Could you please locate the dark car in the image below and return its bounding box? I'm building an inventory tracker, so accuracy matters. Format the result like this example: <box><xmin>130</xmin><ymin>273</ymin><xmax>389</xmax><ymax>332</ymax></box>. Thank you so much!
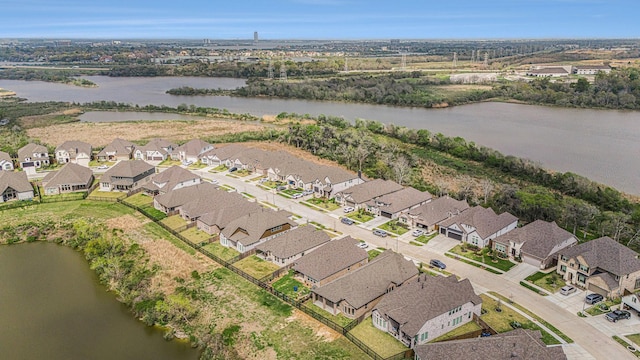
<box><xmin>341</xmin><ymin>217</ymin><xmax>354</xmax><ymax>225</ymax></box>
<box><xmin>585</xmin><ymin>293</ymin><xmax>604</xmax><ymax>305</ymax></box>
<box><xmin>429</xmin><ymin>259</ymin><xmax>446</xmax><ymax>270</ymax></box>
<box><xmin>228</xmin><ymin>167</ymin><xmax>238</xmax><ymax>172</ymax></box>
<box><xmin>605</xmin><ymin>310</ymin><xmax>631</xmax><ymax>322</ymax></box>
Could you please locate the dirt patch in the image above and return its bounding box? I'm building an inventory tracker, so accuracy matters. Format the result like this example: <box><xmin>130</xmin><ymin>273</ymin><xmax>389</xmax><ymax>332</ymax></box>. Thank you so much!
<box><xmin>62</xmin><ymin>108</ymin><xmax>84</xmax><ymax>115</ymax></box>
<box><xmin>105</xmin><ymin>214</ymin><xmax>149</xmax><ymax>230</ymax></box>
<box><xmin>26</xmin><ymin>119</ymin><xmax>268</xmax><ymax>147</ymax></box>
<box><xmin>287</xmin><ymin>309</ymin><xmax>341</xmax><ymax>341</ymax></box>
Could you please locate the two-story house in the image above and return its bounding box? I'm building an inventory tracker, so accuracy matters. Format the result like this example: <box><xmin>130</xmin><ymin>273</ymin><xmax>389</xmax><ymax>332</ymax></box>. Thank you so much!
<box><xmin>172</xmin><ymin>139</ymin><xmax>213</xmax><ymax>164</ymax></box>
<box><xmin>219</xmin><ymin>210</ymin><xmax>296</xmax><ymax>253</ymax></box>
<box><xmin>18</xmin><ymin>143</ymin><xmax>49</xmax><ymax>173</ymax></box>
<box><xmin>256</xmin><ymin>225</ymin><xmax>331</xmax><ymax>266</ymax></box>
<box><xmin>133</xmin><ymin>138</ymin><xmax>177</xmax><ymax>162</ymax></box>
<box><xmin>96</xmin><ymin>138</ymin><xmax>135</xmax><ymax>162</ymax></box>
<box><xmin>99</xmin><ymin>160</ymin><xmax>155</xmax><ymax>192</ymax></box>
<box><xmin>0</xmin><ymin>151</ymin><xmax>14</xmax><ymax>171</ymax></box>
<box><xmin>55</xmin><ymin>140</ymin><xmax>92</xmax><ymax>167</ymax></box>
<box><xmin>438</xmin><ymin>206</ymin><xmax>518</xmax><ymax>248</ymax></box>
<box><xmin>143</xmin><ymin>165</ymin><xmax>201</xmax><ymax>196</ymax></box>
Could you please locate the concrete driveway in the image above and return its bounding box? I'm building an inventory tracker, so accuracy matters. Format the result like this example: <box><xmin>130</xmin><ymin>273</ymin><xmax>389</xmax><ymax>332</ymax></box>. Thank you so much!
<box><xmin>547</xmin><ymin>288</ymin><xmax>587</xmax><ymax>314</ymax></box>
<box><xmin>502</xmin><ymin>262</ymin><xmax>538</xmax><ymax>282</ymax></box>
<box><xmin>423</xmin><ymin>234</ymin><xmax>458</xmax><ymax>254</ymax></box>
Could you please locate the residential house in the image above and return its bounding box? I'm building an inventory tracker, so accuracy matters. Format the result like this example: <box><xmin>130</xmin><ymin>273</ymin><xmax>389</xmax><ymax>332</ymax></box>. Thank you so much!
<box><xmin>333</xmin><ymin>179</ymin><xmax>404</xmax><ymax>209</ymax></box>
<box><xmin>311</xmin><ymin>250</ymin><xmax>418</xmax><ymax>319</ymax></box>
<box><xmin>133</xmin><ymin>138</ymin><xmax>177</xmax><ymax>162</ymax></box>
<box><xmin>526</xmin><ymin>67</ymin><xmax>570</xmax><ymax>77</ymax></box>
<box><xmin>55</xmin><ymin>140</ymin><xmax>92</xmax><ymax>167</ymax></box>
<box><xmin>219</xmin><ymin>210</ymin><xmax>296</xmax><ymax>253</ymax></box>
<box><xmin>199</xmin><ymin>143</ymin><xmax>249</xmax><ymax>167</ymax></box>
<box><xmin>179</xmin><ymin>189</ymin><xmax>250</xmax><ymax>222</ymax></box>
<box><xmin>154</xmin><ymin>182</ymin><xmax>219</xmax><ymax>214</ymax></box>
<box><xmin>293</xmin><ymin>236</ymin><xmax>368</xmax><ymax>288</ymax></box>
<box><xmin>573</xmin><ymin>64</ymin><xmax>611</xmax><ymax>75</ymax></box>
<box><xmin>0</xmin><ymin>171</ymin><xmax>33</xmax><ymax>203</ymax></box>
<box><xmin>622</xmin><ymin>292</ymin><xmax>640</xmax><ymax>314</ymax></box>
<box><xmin>365</xmin><ymin>187</ymin><xmax>432</xmax><ymax>219</ymax></box>
<box><xmin>96</xmin><ymin>138</ymin><xmax>135</xmax><ymax>162</ymax></box>
<box><xmin>372</xmin><ymin>275</ymin><xmax>482</xmax><ymax>348</ymax></box>
<box><xmin>172</xmin><ymin>139</ymin><xmax>213</xmax><ymax>163</ymax></box>
<box><xmin>41</xmin><ymin>163</ymin><xmax>94</xmax><ymax>195</ymax></box>
<box><xmin>0</xmin><ymin>151</ymin><xmax>13</xmax><ymax>171</ymax></box>
<box><xmin>99</xmin><ymin>160</ymin><xmax>155</xmax><ymax>192</ymax></box>
<box><xmin>18</xmin><ymin>143</ymin><xmax>50</xmax><ymax>173</ymax></box>
<box><xmin>256</xmin><ymin>226</ymin><xmax>331</xmax><ymax>266</ymax></box>
<box><xmin>143</xmin><ymin>165</ymin><xmax>201</xmax><ymax>196</ymax></box>
<box><xmin>493</xmin><ymin>220</ymin><xmax>577</xmax><ymax>269</ymax></box>
<box><xmin>196</xmin><ymin>198</ymin><xmax>263</xmax><ymax>235</ymax></box>
<box><xmin>439</xmin><ymin>206</ymin><xmax>518</xmax><ymax>248</ymax></box>
<box><xmin>398</xmin><ymin>196</ymin><xmax>469</xmax><ymax>232</ymax></box>
<box><xmin>556</xmin><ymin>236</ymin><xmax>640</xmax><ymax>298</ymax></box>
<box><xmin>413</xmin><ymin>329</ymin><xmax>566</xmax><ymax>360</ymax></box>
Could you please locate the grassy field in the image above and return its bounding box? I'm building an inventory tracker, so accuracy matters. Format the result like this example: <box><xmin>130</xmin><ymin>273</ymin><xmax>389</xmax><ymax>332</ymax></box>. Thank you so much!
<box><xmin>346</xmin><ymin>211</ymin><xmax>374</xmax><ymax>223</ymax></box>
<box><xmin>159</xmin><ymin>214</ymin><xmax>188</xmax><ymax>230</ymax></box>
<box><xmin>0</xmin><ymin>200</ymin><xmax>135</xmax><ymax>223</ymax></box>
<box><xmin>141</xmin><ymin>222</ymin><xmax>196</xmax><ymax>255</ymax></box>
<box><xmin>87</xmin><ymin>191</ymin><xmax>126</xmax><ymax>200</ymax></box>
<box><xmin>201</xmin><ymin>242</ymin><xmax>240</xmax><ymax>261</ymax></box>
<box><xmin>272</xmin><ymin>270</ymin><xmax>309</xmax><ymax>300</ymax></box>
<box><xmin>348</xmin><ymin>318</ymin><xmax>408</xmax><ymax>358</ymax></box>
<box><xmin>377</xmin><ymin>220</ymin><xmax>409</xmax><ymax>235</ymax></box>
<box><xmin>524</xmin><ymin>271</ymin><xmax>565</xmax><ymax>293</ymax></box>
<box><xmin>431</xmin><ymin>320</ymin><xmax>481</xmax><ymax>342</ymax></box>
<box><xmin>301</xmin><ymin>300</ymin><xmax>354</xmax><ymax>328</ymax></box>
<box><xmin>180</xmin><ymin>227</ymin><xmax>213</xmax><ymax>243</ymax></box>
<box><xmin>305</xmin><ymin>197</ymin><xmax>341</xmax><ymax>211</ymax></box>
<box><xmin>449</xmin><ymin>245</ymin><xmax>516</xmax><ymax>272</ymax></box>
<box><xmin>124</xmin><ymin>192</ymin><xmax>154</xmax><ymax>207</ymax></box>
<box><xmin>233</xmin><ymin>256</ymin><xmax>281</xmax><ymax>280</ymax></box>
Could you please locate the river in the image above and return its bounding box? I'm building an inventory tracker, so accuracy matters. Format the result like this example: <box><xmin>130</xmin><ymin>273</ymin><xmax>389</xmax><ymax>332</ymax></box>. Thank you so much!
<box><xmin>0</xmin><ymin>242</ymin><xmax>199</xmax><ymax>360</ymax></box>
<box><xmin>1</xmin><ymin>76</ymin><xmax>639</xmax><ymax>195</ymax></box>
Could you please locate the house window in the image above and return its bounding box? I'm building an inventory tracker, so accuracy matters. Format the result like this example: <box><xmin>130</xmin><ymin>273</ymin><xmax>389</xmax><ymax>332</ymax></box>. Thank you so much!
<box><xmin>561</xmin><ymin>255</ymin><xmax>568</xmax><ymax>262</ymax></box>
<box><xmin>635</xmin><ymin>278</ymin><xmax>640</xmax><ymax>290</ymax></box>
<box><xmin>578</xmin><ymin>264</ymin><xmax>589</xmax><ymax>272</ymax></box>
<box><xmin>577</xmin><ymin>274</ymin><xmax>587</xmax><ymax>284</ymax></box>
<box><xmin>560</xmin><ymin>265</ymin><xmax>567</xmax><ymax>273</ymax></box>
<box><xmin>420</xmin><ymin>332</ymin><xmax>428</xmax><ymax>341</ymax></box>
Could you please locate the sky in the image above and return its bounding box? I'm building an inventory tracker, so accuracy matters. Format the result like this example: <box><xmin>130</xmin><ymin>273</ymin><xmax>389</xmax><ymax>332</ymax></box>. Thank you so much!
<box><xmin>0</xmin><ymin>0</ymin><xmax>638</xmax><ymax>39</ymax></box>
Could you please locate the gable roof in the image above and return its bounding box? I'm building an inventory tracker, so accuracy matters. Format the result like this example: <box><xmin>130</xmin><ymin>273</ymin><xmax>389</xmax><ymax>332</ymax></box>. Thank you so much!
<box><xmin>200</xmin><ymin>143</ymin><xmax>249</xmax><ymax>161</ymax></box>
<box><xmin>368</xmin><ymin>187</ymin><xmax>432</xmax><ymax>214</ymax></box>
<box><xmin>180</xmin><ymin>189</ymin><xmax>250</xmax><ymax>220</ymax></box>
<box><xmin>0</xmin><ymin>151</ymin><xmax>11</xmax><ymax>163</ymax></box>
<box><xmin>221</xmin><ymin>209</ymin><xmax>296</xmax><ymax>247</ymax></box>
<box><xmin>56</xmin><ymin>140</ymin><xmax>92</xmax><ymax>157</ymax></box>
<box><xmin>293</xmin><ymin>236</ymin><xmax>368</xmax><ymax>282</ymax></box>
<box><xmin>97</xmin><ymin>138</ymin><xmax>135</xmax><ymax>157</ymax></box>
<box><xmin>198</xmin><ymin>199</ymin><xmax>264</xmax><ymax>229</ymax></box>
<box><xmin>414</xmin><ymin>329</ymin><xmax>566</xmax><ymax>360</ymax></box>
<box><xmin>256</xmin><ymin>226</ymin><xmax>331</xmax><ymax>259</ymax></box>
<box><xmin>176</xmin><ymin>139</ymin><xmax>212</xmax><ymax>157</ymax></box>
<box><xmin>375</xmin><ymin>275</ymin><xmax>481</xmax><ymax>337</ymax></box>
<box><xmin>337</xmin><ymin>179</ymin><xmax>404</xmax><ymax>204</ymax></box>
<box><xmin>558</xmin><ymin>236</ymin><xmax>640</xmax><ymax>276</ymax></box>
<box><xmin>313</xmin><ymin>250</ymin><xmax>418</xmax><ymax>309</ymax></box>
<box><xmin>42</xmin><ymin>163</ymin><xmax>93</xmax><ymax>188</ymax></box>
<box><xmin>151</xmin><ymin>165</ymin><xmax>200</xmax><ymax>192</ymax></box>
<box><xmin>0</xmin><ymin>171</ymin><xmax>32</xmax><ymax>193</ymax></box>
<box><xmin>494</xmin><ymin>220</ymin><xmax>576</xmax><ymax>260</ymax></box>
<box><xmin>137</xmin><ymin>138</ymin><xmax>176</xmax><ymax>156</ymax></box>
<box><xmin>439</xmin><ymin>206</ymin><xmax>518</xmax><ymax>239</ymax></box>
<box><xmin>155</xmin><ymin>182</ymin><xmax>219</xmax><ymax>209</ymax></box>
<box><xmin>102</xmin><ymin>160</ymin><xmax>154</xmax><ymax>181</ymax></box>
<box><xmin>406</xmin><ymin>195</ymin><xmax>469</xmax><ymax>226</ymax></box>
<box><xmin>18</xmin><ymin>143</ymin><xmax>48</xmax><ymax>160</ymax></box>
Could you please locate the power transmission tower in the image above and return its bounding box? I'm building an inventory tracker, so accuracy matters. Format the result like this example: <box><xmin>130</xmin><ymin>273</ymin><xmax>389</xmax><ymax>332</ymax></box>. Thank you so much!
<box><xmin>267</xmin><ymin>58</ymin><xmax>274</xmax><ymax>79</ymax></box>
<box><xmin>401</xmin><ymin>53</ymin><xmax>406</xmax><ymax>70</ymax></box>
<box><xmin>452</xmin><ymin>52</ymin><xmax>458</xmax><ymax>68</ymax></box>
<box><xmin>279</xmin><ymin>63</ymin><xmax>287</xmax><ymax>82</ymax></box>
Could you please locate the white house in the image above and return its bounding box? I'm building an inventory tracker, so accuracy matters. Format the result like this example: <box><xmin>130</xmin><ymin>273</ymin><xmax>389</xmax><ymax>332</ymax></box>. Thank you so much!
<box><xmin>0</xmin><ymin>151</ymin><xmax>13</xmax><ymax>171</ymax></box>
<box><xmin>438</xmin><ymin>206</ymin><xmax>518</xmax><ymax>248</ymax></box>
<box><xmin>18</xmin><ymin>143</ymin><xmax>49</xmax><ymax>174</ymax></box>
<box><xmin>55</xmin><ymin>140</ymin><xmax>92</xmax><ymax>167</ymax></box>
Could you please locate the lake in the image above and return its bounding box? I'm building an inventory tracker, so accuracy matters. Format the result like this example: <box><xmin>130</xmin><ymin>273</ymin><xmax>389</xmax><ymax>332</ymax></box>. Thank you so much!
<box><xmin>0</xmin><ymin>242</ymin><xmax>199</xmax><ymax>360</ymax></box>
<box><xmin>1</xmin><ymin>76</ymin><xmax>639</xmax><ymax>195</ymax></box>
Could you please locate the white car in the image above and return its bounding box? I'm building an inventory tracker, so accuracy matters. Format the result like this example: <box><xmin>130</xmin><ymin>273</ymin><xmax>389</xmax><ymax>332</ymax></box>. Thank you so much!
<box><xmin>97</xmin><ymin>165</ymin><xmax>108</xmax><ymax>170</ymax></box>
<box><xmin>560</xmin><ymin>285</ymin><xmax>576</xmax><ymax>296</ymax></box>
<box><xmin>343</xmin><ymin>206</ymin><xmax>355</xmax><ymax>213</ymax></box>
<box><xmin>357</xmin><ymin>242</ymin><xmax>369</xmax><ymax>249</ymax></box>
<box><xmin>412</xmin><ymin>229</ymin><xmax>424</xmax><ymax>237</ymax></box>
<box><xmin>211</xmin><ymin>179</ymin><xmax>219</xmax><ymax>184</ymax></box>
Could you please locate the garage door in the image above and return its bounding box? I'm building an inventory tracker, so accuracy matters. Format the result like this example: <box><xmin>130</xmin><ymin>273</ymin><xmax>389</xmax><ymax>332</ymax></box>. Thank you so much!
<box><xmin>588</xmin><ymin>283</ymin><xmax>608</xmax><ymax>297</ymax></box>
<box><xmin>522</xmin><ymin>254</ymin><xmax>541</xmax><ymax>268</ymax></box>
<box><xmin>447</xmin><ymin>230</ymin><xmax>462</xmax><ymax>241</ymax></box>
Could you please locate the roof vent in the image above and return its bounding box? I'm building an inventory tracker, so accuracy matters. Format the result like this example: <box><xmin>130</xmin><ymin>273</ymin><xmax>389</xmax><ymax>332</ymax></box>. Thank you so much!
<box><xmin>510</xmin><ymin>352</ymin><xmax>518</xmax><ymax>358</ymax></box>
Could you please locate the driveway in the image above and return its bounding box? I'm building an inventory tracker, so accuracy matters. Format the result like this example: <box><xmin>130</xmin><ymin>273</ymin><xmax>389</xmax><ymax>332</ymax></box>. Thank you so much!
<box><xmin>547</xmin><ymin>288</ymin><xmax>587</xmax><ymax>314</ymax></box>
<box><xmin>502</xmin><ymin>262</ymin><xmax>538</xmax><ymax>283</ymax></box>
<box><xmin>423</xmin><ymin>234</ymin><xmax>458</xmax><ymax>254</ymax></box>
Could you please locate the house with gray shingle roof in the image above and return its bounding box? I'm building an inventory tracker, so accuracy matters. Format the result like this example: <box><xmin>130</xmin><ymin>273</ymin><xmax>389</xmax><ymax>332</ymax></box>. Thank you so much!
<box><xmin>172</xmin><ymin>139</ymin><xmax>213</xmax><ymax>163</ymax></box>
<box><xmin>42</xmin><ymin>163</ymin><xmax>94</xmax><ymax>195</ymax></box>
<box><xmin>414</xmin><ymin>328</ymin><xmax>566</xmax><ymax>360</ymax></box>
<box><xmin>256</xmin><ymin>225</ymin><xmax>331</xmax><ymax>266</ymax></box>
<box><xmin>557</xmin><ymin>236</ymin><xmax>640</xmax><ymax>298</ymax></box>
<box><xmin>365</xmin><ymin>187</ymin><xmax>432</xmax><ymax>219</ymax></box>
<box><xmin>220</xmin><ymin>209</ymin><xmax>296</xmax><ymax>253</ymax></box>
<box><xmin>373</xmin><ymin>275</ymin><xmax>481</xmax><ymax>348</ymax></box>
<box><xmin>96</xmin><ymin>138</ymin><xmax>135</xmax><ymax>162</ymax></box>
<box><xmin>154</xmin><ymin>182</ymin><xmax>219</xmax><ymax>214</ymax></box>
<box><xmin>312</xmin><ymin>249</ymin><xmax>418</xmax><ymax>319</ymax></box>
<box><xmin>493</xmin><ymin>220</ymin><xmax>577</xmax><ymax>269</ymax></box>
<box><xmin>99</xmin><ymin>160</ymin><xmax>155</xmax><ymax>192</ymax></box>
<box><xmin>399</xmin><ymin>195</ymin><xmax>469</xmax><ymax>232</ymax></box>
<box><xmin>133</xmin><ymin>138</ymin><xmax>176</xmax><ymax>162</ymax></box>
<box><xmin>18</xmin><ymin>143</ymin><xmax>49</xmax><ymax>171</ymax></box>
<box><xmin>293</xmin><ymin>236</ymin><xmax>368</xmax><ymax>288</ymax></box>
<box><xmin>0</xmin><ymin>151</ymin><xmax>13</xmax><ymax>171</ymax></box>
<box><xmin>55</xmin><ymin>140</ymin><xmax>92</xmax><ymax>167</ymax></box>
<box><xmin>0</xmin><ymin>171</ymin><xmax>33</xmax><ymax>203</ymax></box>
<box><xmin>334</xmin><ymin>179</ymin><xmax>404</xmax><ymax>209</ymax></box>
<box><xmin>196</xmin><ymin>198</ymin><xmax>263</xmax><ymax>235</ymax></box>
<box><xmin>180</xmin><ymin>189</ymin><xmax>250</xmax><ymax>222</ymax></box>
<box><xmin>143</xmin><ymin>165</ymin><xmax>201</xmax><ymax>196</ymax></box>
<box><xmin>438</xmin><ymin>206</ymin><xmax>518</xmax><ymax>248</ymax></box>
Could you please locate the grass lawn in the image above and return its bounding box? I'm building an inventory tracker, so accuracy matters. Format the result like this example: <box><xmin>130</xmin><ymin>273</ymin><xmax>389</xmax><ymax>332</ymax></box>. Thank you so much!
<box><xmin>159</xmin><ymin>214</ymin><xmax>188</xmax><ymax>230</ymax></box>
<box><xmin>241</xmin><ymin>192</ymin><xmax>255</xmax><ymax>199</ymax></box>
<box><xmin>445</xmin><ymin>253</ymin><xmax>503</xmax><ymax>274</ymax></box>
<box><xmin>87</xmin><ymin>191</ymin><xmax>126</xmax><ymax>200</ymax></box>
<box><xmin>88</xmin><ymin>160</ymin><xmax>115</xmax><ymax>167</ymax></box>
<box><xmin>158</xmin><ymin>159</ymin><xmax>182</xmax><ymax>167</ymax></box>
<box><xmin>0</xmin><ymin>200</ymin><xmax>134</xmax><ymax>224</ymax></box>
<box><xmin>141</xmin><ymin>222</ymin><xmax>195</xmax><ymax>255</ymax></box>
<box><xmin>233</xmin><ymin>255</ymin><xmax>281</xmax><ymax>280</ymax></box>
<box><xmin>209</xmin><ymin>164</ymin><xmax>227</xmax><ymax>172</ymax></box>
<box><xmin>262</xmin><ymin>180</ymin><xmax>284</xmax><ymax>189</ymax></box>
<box><xmin>138</xmin><ymin>205</ymin><xmax>166</xmax><ymax>221</ymax></box>
<box><xmin>449</xmin><ymin>245</ymin><xmax>516</xmax><ymax>272</ymax></box>
<box><xmin>305</xmin><ymin>197</ymin><xmax>341</xmax><ymax>211</ymax></box>
<box><xmin>346</xmin><ymin>211</ymin><xmax>375</xmax><ymax>223</ymax></box>
<box><xmin>524</xmin><ymin>271</ymin><xmax>565</xmax><ymax>293</ymax></box>
<box><xmin>431</xmin><ymin>320</ymin><xmax>481</xmax><ymax>342</ymax></box>
<box><xmin>348</xmin><ymin>318</ymin><xmax>408</xmax><ymax>358</ymax></box>
<box><xmin>414</xmin><ymin>232</ymin><xmax>438</xmax><ymax>245</ymax></box>
<box><xmin>123</xmin><ymin>192</ymin><xmax>153</xmax><ymax>207</ymax></box>
<box><xmin>201</xmin><ymin>242</ymin><xmax>239</xmax><ymax>262</ymax></box>
<box><xmin>586</xmin><ymin>299</ymin><xmax>620</xmax><ymax>316</ymax></box>
<box><xmin>220</xmin><ymin>184</ymin><xmax>236</xmax><ymax>192</ymax></box>
<box><xmin>368</xmin><ymin>249</ymin><xmax>382</xmax><ymax>261</ymax></box>
<box><xmin>613</xmin><ymin>336</ymin><xmax>640</xmax><ymax>357</ymax></box>
<box><xmin>377</xmin><ymin>220</ymin><xmax>409</xmax><ymax>235</ymax></box>
<box><xmin>272</xmin><ymin>271</ymin><xmax>310</xmax><ymax>300</ymax></box>
<box><xmin>626</xmin><ymin>334</ymin><xmax>640</xmax><ymax>348</ymax></box>
<box><xmin>39</xmin><ymin>189</ymin><xmax>85</xmax><ymax>201</ymax></box>
<box><xmin>301</xmin><ymin>300</ymin><xmax>354</xmax><ymax>328</ymax></box>
<box><xmin>180</xmin><ymin>227</ymin><xmax>213</xmax><ymax>243</ymax></box>
<box><xmin>187</xmin><ymin>162</ymin><xmax>207</xmax><ymax>170</ymax></box>
<box><xmin>249</xmin><ymin>175</ymin><xmax>266</xmax><ymax>182</ymax></box>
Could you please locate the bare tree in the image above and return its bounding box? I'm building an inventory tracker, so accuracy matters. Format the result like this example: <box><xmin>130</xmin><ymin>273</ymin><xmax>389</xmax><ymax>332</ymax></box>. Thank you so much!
<box><xmin>458</xmin><ymin>175</ymin><xmax>475</xmax><ymax>201</ymax></box>
<box><xmin>392</xmin><ymin>155</ymin><xmax>412</xmax><ymax>186</ymax></box>
<box><xmin>480</xmin><ymin>178</ymin><xmax>494</xmax><ymax>204</ymax></box>
<box><xmin>354</xmin><ymin>142</ymin><xmax>370</xmax><ymax>173</ymax></box>
<box><xmin>435</xmin><ymin>179</ymin><xmax>450</xmax><ymax>197</ymax></box>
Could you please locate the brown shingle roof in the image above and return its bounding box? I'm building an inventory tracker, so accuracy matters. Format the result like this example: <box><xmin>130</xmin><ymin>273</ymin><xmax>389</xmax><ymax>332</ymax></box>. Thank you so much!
<box><xmin>198</xmin><ymin>200</ymin><xmax>264</xmax><ymax>229</ymax></box>
<box><xmin>97</xmin><ymin>138</ymin><xmax>135</xmax><ymax>158</ymax></box>
<box><xmin>154</xmin><ymin>182</ymin><xmax>219</xmax><ymax>209</ymax></box>
<box><xmin>18</xmin><ymin>143</ymin><xmax>48</xmax><ymax>161</ymax></box>
<box><xmin>42</xmin><ymin>163</ymin><xmax>93</xmax><ymax>188</ymax></box>
<box><xmin>414</xmin><ymin>329</ymin><xmax>566</xmax><ymax>360</ymax></box>
<box><xmin>313</xmin><ymin>250</ymin><xmax>418</xmax><ymax>309</ymax></box>
<box><xmin>0</xmin><ymin>171</ymin><xmax>32</xmax><ymax>193</ymax></box>
<box><xmin>558</xmin><ymin>236</ymin><xmax>640</xmax><ymax>276</ymax></box>
<box><xmin>367</xmin><ymin>187</ymin><xmax>432</xmax><ymax>215</ymax></box>
<box><xmin>293</xmin><ymin>236</ymin><xmax>368</xmax><ymax>282</ymax></box>
<box><xmin>221</xmin><ymin>209</ymin><xmax>296</xmax><ymax>247</ymax></box>
<box><xmin>0</xmin><ymin>151</ymin><xmax>11</xmax><ymax>163</ymax></box>
<box><xmin>439</xmin><ymin>206</ymin><xmax>518</xmax><ymax>239</ymax></box>
<box><xmin>494</xmin><ymin>220</ymin><xmax>576</xmax><ymax>260</ymax></box>
<box><xmin>151</xmin><ymin>165</ymin><xmax>200</xmax><ymax>192</ymax></box>
<box><xmin>176</xmin><ymin>139</ymin><xmax>212</xmax><ymax>157</ymax></box>
<box><xmin>375</xmin><ymin>275</ymin><xmax>481</xmax><ymax>337</ymax></box>
<box><xmin>102</xmin><ymin>160</ymin><xmax>154</xmax><ymax>180</ymax></box>
<box><xmin>56</xmin><ymin>140</ymin><xmax>92</xmax><ymax>158</ymax></box>
<box><xmin>406</xmin><ymin>195</ymin><xmax>469</xmax><ymax>226</ymax></box>
<box><xmin>256</xmin><ymin>226</ymin><xmax>331</xmax><ymax>259</ymax></box>
<box><xmin>337</xmin><ymin>179</ymin><xmax>404</xmax><ymax>204</ymax></box>
<box><xmin>180</xmin><ymin>189</ymin><xmax>250</xmax><ymax>220</ymax></box>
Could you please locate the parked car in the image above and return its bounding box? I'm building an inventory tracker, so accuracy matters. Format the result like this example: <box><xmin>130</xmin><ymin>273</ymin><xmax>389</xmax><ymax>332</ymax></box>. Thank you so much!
<box><xmin>411</xmin><ymin>229</ymin><xmax>424</xmax><ymax>237</ymax></box>
<box><xmin>228</xmin><ymin>167</ymin><xmax>238</xmax><ymax>172</ymax></box>
<box><xmin>605</xmin><ymin>310</ymin><xmax>631</xmax><ymax>322</ymax></box>
<box><xmin>341</xmin><ymin>217</ymin><xmax>354</xmax><ymax>225</ymax></box>
<box><xmin>357</xmin><ymin>242</ymin><xmax>369</xmax><ymax>249</ymax></box>
<box><xmin>560</xmin><ymin>285</ymin><xmax>576</xmax><ymax>296</ymax></box>
<box><xmin>182</xmin><ymin>160</ymin><xmax>193</xmax><ymax>166</ymax></box>
<box><xmin>210</xmin><ymin>179</ymin><xmax>219</xmax><ymax>184</ymax></box>
<box><xmin>97</xmin><ymin>165</ymin><xmax>108</xmax><ymax>170</ymax></box>
<box><xmin>276</xmin><ymin>186</ymin><xmax>287</xmax><ymax>191</ymax></box>
<box><xmin>429</xmin><ymin>259</ymin><xmax>447</xmax><ymax>270</ymax></box>
<box><xmin>585</xmin><ymin>293</ymin><xmax>604</xmax><ymax>305</ymax></box>
<box><xmin>343</xmin><ymin>206</ymin><xmax>355</xmax><ymax>213</ymax></box>
<box><xmin>373</xmin><ymin>229</ymin><xmax>388</xmax><ymax>237</ymax></box>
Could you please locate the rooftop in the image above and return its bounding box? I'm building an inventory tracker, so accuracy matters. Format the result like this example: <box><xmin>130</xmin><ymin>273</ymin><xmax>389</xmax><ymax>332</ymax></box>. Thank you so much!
<box><xmin>293</xmin><ymin>236</ymin><xmax>368</xmax><ymax>282</ymax></box>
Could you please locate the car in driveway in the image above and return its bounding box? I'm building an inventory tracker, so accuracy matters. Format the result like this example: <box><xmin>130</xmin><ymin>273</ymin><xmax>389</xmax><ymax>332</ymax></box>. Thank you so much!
<box><xmin>560</xmin><ymin>285</ymin><xmax>576</xmax><ymax>296</ymax></box>
<box><xmin>429</xmin><ymin>259</ymin><xmax>446</xmax><ymax>270</ymax></box>
<box><xmin>357</xmin><ymin>242</ymin><xmax>369</xmax><ymax>249</ymax></box>
<box><xmin>97</xmin><ymin>165</ymin><xmax>108</xmax><ymax>170</ymax></box>
<box><xmin>605</xmin><ymin>310</ymin><xmax>631</xmax><ymax>322</ymax></box>
<box><xmin>343</xmin><ymin>206</ymin><xmax>355</xmax><ymax>213</ymax></box>
<box><xmin>585</xmin><ymin>293</ymin><xmax>604</xmax><ymax>305</ymax></box>
<box><xmin>341</xmin><ymin>217</ymin><xmax>354</xmax><ymax>225</ymax></box>
<box><xmin>373</xmin><ymin>229</ymin><xmax>387</xmax><ymax>237</ymax></box>
<box><xmin>411</xmin><ymin>229</ymin><xmax>424</xmax><ymax>237</ymax></box>
<box><xmin>228</xmin><ymin>167</ymin><xmax>238</xmax><ymax>172</ymax></box>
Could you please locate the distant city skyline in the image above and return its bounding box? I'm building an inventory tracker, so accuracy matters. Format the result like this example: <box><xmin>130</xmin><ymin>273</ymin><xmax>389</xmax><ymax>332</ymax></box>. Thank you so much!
<box><xmin>1</xmin><ymin>0</ymin><xmax>637</xmax><ymax>39</ymax></box>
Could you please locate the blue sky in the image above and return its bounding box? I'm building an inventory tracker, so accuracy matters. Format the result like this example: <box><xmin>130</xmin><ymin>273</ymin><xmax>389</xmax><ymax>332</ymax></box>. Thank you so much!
<box><xmin>0</xmin><ymin>0</ymin><xmax>637</xmax><ymax>39</ymax></box>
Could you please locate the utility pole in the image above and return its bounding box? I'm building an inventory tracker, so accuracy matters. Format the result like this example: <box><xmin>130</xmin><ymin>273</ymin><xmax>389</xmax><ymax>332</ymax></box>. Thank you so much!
<box><xmin>452</xmin><ymin>52</ymin><xmax>458</xmax><ymax>69</ymax></box>
<box><xmin>267</xmin><ymin>58</ymin><xmax>274</xmax><ymax>79</ymax></box>
<box><xmin>279</xmin><ymin>63</ymin><xmax>287</xmax><ymax>82</ymax></box>
<box><xmin>344</xmin><ymin>56</ymin><xmax>348</xmax><ymax>72</ymax></box>
<box><xmin>401</xmin><ymin>53</ymin><xmax>407</xmax><ymax>71</ymax></box>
